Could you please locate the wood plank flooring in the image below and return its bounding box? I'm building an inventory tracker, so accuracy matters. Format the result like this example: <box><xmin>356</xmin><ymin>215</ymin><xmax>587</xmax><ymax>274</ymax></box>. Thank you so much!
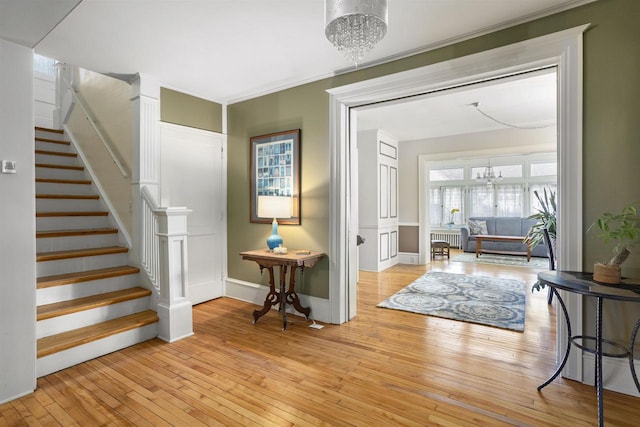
<box><xmin>3</xmin><ymin>252</ymin><xmax>640</xmax><ymax>426</ymax></box>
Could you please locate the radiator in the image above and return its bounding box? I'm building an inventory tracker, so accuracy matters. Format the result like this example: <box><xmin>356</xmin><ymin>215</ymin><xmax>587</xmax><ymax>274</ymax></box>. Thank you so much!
<box><xmin>430</xmin><ymin>231</ymin><xmax>461</xmax><ymax>249</ymax></box>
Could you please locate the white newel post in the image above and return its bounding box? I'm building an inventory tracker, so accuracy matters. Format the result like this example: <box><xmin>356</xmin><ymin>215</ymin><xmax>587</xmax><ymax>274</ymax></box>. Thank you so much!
<box><xmin>156</xmin><ymin>207</ymin><xmax>194</xmax><ymax>342</ymax></box>
<box><xmin>131</xmin><ymin>74</ymin><xmax>194</xmax><ymax>341</ymax></box>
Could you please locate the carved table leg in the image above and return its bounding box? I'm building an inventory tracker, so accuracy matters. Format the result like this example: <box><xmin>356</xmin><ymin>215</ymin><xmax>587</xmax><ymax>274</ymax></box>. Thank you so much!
<box><xmin>252</xmin><ymin>266</ymin><xmax>280</xmax><ymax>324</ymax></box>
<box><xmin>280</xmin><ymin>265</ymin><xmax>288</xmax><ymax>331</ymax></box>
<box><xmin>285</xmin><ymin>266</ymin><xmax>311</xmax><ymax>319</ymax></box>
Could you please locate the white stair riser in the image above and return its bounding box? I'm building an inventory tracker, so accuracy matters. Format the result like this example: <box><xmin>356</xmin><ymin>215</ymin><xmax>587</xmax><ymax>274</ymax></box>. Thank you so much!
<box><xmin>37</xmin><ymin>233</ymin><xmax>121</xmax><ymax>252</ymax></box>
<box><xmin>37</xmin><ymin>273</ymin><xmax>141</xmax><ymax>305</ymax></box>
<box><xmin>35</xmin><ymin>142</ymin><xmax>71</xmax><ymax>153</ymax></box>
<box><xmin>37</xmin><ymin>216</ymin><xmax>111</xmax><ymax>231</ymax></box>
<box><xmin>37</xmin><ymin>252</ymin><xmax>129</xmax><ymax>277</ymax></box>
<box><xmin>37</xmin><ymin>296</ymin><xmax>151</xmax><ymax>339</ymax></box>
<box><xmin>36</xmin><ymin>182</ymin><xmax>94</xmax><ymax>195</ymax></box>
<box><xmin>36</xmin><ymin>130</ymin><xmax>66</xmax><ymax>141</ymax></box>
<box><xmin>36</xmin><ymin>167</ymin><xmax>86</xmax><ymax>180</ymax></box>
<box><xmin>35</xmin><ymin>153</ymin><xmax>78</xmax><ymax>167</ymax></box>
<box><xmin>37</xmin><ymin>323</ymin><xmax>158</xmax><ymax>377</ymax></box>
<box><xmin>36</xmin><ymin>198</ymin><xmax>102</xmax><ymax>212</ymax></box>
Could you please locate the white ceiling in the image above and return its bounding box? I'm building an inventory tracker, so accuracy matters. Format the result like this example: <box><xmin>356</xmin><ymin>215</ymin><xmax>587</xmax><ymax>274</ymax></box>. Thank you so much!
<box><xmin>1</xmin><ymin>0</ymin><xmax>594</xmax><ymax>105</ymax></box>
<box><xmin>357</xmin><ymin>68</ymin><xmax>558</xmax><ymax>141</ymax></box>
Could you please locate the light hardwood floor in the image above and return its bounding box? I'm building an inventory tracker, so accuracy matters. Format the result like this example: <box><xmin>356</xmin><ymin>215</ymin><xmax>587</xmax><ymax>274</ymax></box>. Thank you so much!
<box><xmin>3</xmin><ymin>251</ymin><xmax>640</xmax><ymax>426</ymax></box>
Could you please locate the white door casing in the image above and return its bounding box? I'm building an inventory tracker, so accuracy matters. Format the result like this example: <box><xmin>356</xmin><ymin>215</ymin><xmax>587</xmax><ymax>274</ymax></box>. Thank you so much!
<box><xmin>328</xmin><ymin>25</ymin><xmax>587</xmax><ymax>381</ymax></box>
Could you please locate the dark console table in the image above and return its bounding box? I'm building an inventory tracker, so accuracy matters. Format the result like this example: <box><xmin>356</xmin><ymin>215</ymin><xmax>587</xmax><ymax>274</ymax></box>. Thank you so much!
<box><xmin>240</xmin><ymin>249</ymin><xmax>325</xmax><ymax>331</ymax></box>
<box><xmin>537</xmin><ymin>270</ymin><xmax>640</xmax><ymax>427</ymax></box>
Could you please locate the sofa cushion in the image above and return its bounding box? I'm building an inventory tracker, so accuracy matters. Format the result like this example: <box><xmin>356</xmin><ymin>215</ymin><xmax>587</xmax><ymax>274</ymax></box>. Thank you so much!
<box><xmin>495</xmin><ymin>217</ymin><xmax>523</xmax><ymax>236</ymax></box>
<box><xmin>468</xmin><ymin>219</ymin><xmax>488</xmax><ymax>235</ymax></box>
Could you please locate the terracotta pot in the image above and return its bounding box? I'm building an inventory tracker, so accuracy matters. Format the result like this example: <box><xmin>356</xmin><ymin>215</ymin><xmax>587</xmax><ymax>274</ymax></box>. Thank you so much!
<box><xmin>593</xmin><ymin>263</ymin><xmax>621</xmax><ymax>284</ymax></box>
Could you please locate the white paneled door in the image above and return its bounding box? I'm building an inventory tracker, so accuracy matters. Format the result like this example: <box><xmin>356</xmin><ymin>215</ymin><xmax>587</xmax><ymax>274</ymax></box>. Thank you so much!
<box><xmin>160</xmin><ymin>123</ymin><xmax>226</xmax><ymax>305</ymax></box>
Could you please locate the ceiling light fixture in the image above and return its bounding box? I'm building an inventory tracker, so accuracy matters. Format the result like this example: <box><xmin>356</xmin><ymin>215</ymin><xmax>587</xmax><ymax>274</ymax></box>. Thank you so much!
<box><xmin>325</xmin><ymin>0</ymin><xmax>388</xmax><ymax>65</ymax></box>
<box><xmin>476</xmin><ymin>160</ymin><xmax>503</xmax><ymax>186</ymax></box>
<box><xmin>471</xmin><ymin>101</ymin><xmax>552</xmax><ymax>130</ymax></box>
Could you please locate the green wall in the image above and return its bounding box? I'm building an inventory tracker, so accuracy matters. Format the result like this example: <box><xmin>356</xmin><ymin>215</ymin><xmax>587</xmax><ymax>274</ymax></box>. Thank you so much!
<box><xmin>160</xmin><ymin>87</ymin><xmax>223</xmax><ymax>133</ymax></box>
<box><xmin>228</xmin><ymin>0</ymin><xmax>640</xmax><ymax>309</ymax></box>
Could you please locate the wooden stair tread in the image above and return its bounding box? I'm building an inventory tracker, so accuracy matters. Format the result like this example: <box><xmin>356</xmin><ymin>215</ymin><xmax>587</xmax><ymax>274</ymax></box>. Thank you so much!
<box><xmin>37</xmin><ymin>310</ymin><xmax>158</xmax><ymax>358</ymax></box>
<box><xmin>37</xmin><ymin>211</ymin><xmax>109</xmax><ymax>217</ymax></box>
<box><xmin>37</xmin><ymin>246</ymin><xmax>128</xmax><ymax>262</ymax></box>
<box><xmin>36</xmin><ymin>228</ymin><xmax>118</xmax><ymax>239</ymax></box>
<box><xmin>35</xmin><ymin>137</ymin><xmax>70</xmax><ymax>145</ymax></box>
<box><xmin>37</xmin><ymin>287</ymin><xmax>152</xmax><ymax>321</ymax></box>
<box><xmin>36</xmin><ymin>194</ymin><xmax>99</xmax><ymax>199</ymax></box>
<box><xmin>35</xmin><ymin>127</ymin><xmax>64</xmax><ymax>134</ymax></box>
<box><xmin>36</xmin><ymin>178</ymin><xmax>91</xmax><ymax>185</ymax></box>
<box><xmin>37</xmin><ymin>265</ymin><xmax>140</xmax><ymax>289</ymax></box>
<box><xmin>35</xmin><ymin>149</ymin><xmax>77</xmax><ymax>158</ymax></box>
<box><xmin>36</xmin><ymin>163</ymin><xmax>84</xmax><ymax>171</ymax></box>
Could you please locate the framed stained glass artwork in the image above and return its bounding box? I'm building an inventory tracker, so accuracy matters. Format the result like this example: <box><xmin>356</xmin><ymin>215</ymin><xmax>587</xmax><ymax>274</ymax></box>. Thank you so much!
<box><xmin>250</xmin><ymin>129</ymin><xmax>300</xmax><ymax>224</ymax></box>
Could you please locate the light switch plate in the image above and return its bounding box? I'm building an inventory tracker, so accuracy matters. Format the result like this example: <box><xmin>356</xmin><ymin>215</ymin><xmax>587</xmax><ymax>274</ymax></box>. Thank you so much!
<box><xmin>1</xmin><ymin>160</ymin><xmax>16</xmax><ymax>174</ymax></box>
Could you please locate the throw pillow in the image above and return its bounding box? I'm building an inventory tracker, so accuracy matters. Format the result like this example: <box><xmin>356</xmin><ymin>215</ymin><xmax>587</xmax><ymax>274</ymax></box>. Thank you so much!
<box><xmin>468</xmin><ymin>220</ymin><xmax>488</xmax><ymax>235</ymax></box>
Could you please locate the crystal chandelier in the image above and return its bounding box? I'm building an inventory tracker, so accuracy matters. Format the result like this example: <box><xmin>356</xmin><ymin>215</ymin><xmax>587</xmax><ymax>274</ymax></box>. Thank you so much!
<box><xmin>325</xmin><ymin>0</ymin><xmax>388</xmax><ymax>65</ymax></box>
<box><xmin>476</xmin><ymin>162</ymin><xmax>503</xmax><ymax>186</ymax></box>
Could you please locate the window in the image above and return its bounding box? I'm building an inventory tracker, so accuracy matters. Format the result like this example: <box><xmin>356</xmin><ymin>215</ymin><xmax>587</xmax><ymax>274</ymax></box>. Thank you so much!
<box><xmin>34</xmin><ymin>54</ymin><xmax>56</xmax><ymax>78</ymax></box>
<box><xmin>429</xmin><ymin>187</ymin><xmax>443</xmax><ymax>225</ymax></box>
<box><xmin>430</xmin><ymin>186</ymin><xmax>464</xmax><ymax>226</ymax></box>
<box><xmin>469</xmin><ymin>186</ymin><xmax>493</xmax><ymax>217</ymax></box>
<box><xmin>531</xmin><ymin>162</ymin><xmax>557</xmax><ymax>177</ymax></box>
<box><xmin>530</xmin><ymin>184</ymin><xmax>557</xmax><ymax>213</ymax></box>
<box><xmin>495</xmin><ymin>185</ymin><xmax>524</xmax><ymax>217</ymax></box>
<box><xmin>428</xmin><ymin>154</ymin><xmax>556</xmax><ymax>227</ymax></box>
<box><xmin>429</xmin><ymin>168</ymin><xmax>464</xmax><ymax>181</ymax></box>
<box><xmin>442</xmin><ymin>187</ymin><xmax>464</xmax><ymax>224</ymax></box>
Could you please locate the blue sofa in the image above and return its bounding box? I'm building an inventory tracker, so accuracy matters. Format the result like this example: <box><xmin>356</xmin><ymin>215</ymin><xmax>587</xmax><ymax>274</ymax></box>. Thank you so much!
<box><xmin>460</xmin><ymin>216</ymin><xmax>548</xmax><ymax>258</ymax></box>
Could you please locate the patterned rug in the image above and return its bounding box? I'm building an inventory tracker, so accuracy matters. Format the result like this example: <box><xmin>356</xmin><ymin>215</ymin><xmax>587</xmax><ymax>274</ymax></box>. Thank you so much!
<box><xmin>377</xmin><ymin>271</ymin><xmax>526</xmax><ymax>332</ymax></box>
<box><xmin>453</xmin><ymin>252</ymin><xmax>549</xmax><ymax>269</ymax></box>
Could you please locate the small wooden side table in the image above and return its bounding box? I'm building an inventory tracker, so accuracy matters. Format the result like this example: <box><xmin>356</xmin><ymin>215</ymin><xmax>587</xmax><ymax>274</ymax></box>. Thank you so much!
<box><xmin>431</xmin><ymin>240</ymin><xmax>450</xmax><ymax>259</ymax></box>
<box><xmin>239</xmin><ymin>249</ymin><xmax>325</xmax><ymax>331</ymax></box>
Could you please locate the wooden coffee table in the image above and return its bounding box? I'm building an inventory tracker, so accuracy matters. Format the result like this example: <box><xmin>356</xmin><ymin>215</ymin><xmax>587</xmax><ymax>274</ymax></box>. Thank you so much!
<box><xmin>475</xmin><ymin>234</ymin><xmax>531</xmax><ymax>262</ymax></box>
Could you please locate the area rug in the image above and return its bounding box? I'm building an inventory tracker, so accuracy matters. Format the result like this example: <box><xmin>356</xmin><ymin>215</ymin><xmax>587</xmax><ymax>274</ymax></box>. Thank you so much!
<box><xmin>377</xmin><ymin>271</ymin><xmax>526</xmax><ymax>332</ymax></box>
<box><xmin>453</xmin><ymin>251</ymin><xmax>549</xmax><ymax>269</ymax></box>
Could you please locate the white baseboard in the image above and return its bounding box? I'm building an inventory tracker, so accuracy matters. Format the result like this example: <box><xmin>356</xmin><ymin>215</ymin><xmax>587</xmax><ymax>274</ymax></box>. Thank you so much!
<box><xmin>398</xmin><ymin>252</ymin><xmax>420</xmax><ymax>264</ymax></box>
<box><xmin>225</xmin><ymin>278</ymin><xmax>331</xmax><ymax>324</ymax></box>
<box><xmin>581</xmin><ymin>353</ymin><xmax>640</xmax><ymax>397</ymax></box>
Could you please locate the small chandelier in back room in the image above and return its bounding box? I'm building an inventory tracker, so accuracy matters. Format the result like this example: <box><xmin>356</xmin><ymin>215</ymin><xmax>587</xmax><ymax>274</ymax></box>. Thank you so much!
<box><xmin>476</xmin><ymin>161</ymin><xmax>503</xmax><ymax>186</ymax></box>
<box><xmin>324</xmin><ymin>0</ymin><xmax>388</xmax><ymax>65</ymax></box>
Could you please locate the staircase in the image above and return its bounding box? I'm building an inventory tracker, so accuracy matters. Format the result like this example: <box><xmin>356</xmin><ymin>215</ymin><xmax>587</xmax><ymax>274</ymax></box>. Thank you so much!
<box><xmin>35</xmin><ymin>127</ymin><xmax>158</xmax><ymax>377</ymax></box>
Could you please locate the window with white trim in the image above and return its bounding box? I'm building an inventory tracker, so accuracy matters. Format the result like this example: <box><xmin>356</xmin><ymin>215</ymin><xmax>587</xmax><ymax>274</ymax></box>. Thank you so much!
<box><xmin>428</xmin><ymin>153</ymin><xmax>556</xmax><ymax>227</ymax></box>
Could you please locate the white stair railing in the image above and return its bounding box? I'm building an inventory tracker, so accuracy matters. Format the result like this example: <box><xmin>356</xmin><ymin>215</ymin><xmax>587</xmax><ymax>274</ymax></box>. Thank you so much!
<box><xmin>141</xmin><ymin>186</ymin><xmax>161</xmax><ymax>291</ymax></box>
<box><xmin>140</xmin><ymin>186</ymin><xmax>193</xmax><ymax>342</ymax></box>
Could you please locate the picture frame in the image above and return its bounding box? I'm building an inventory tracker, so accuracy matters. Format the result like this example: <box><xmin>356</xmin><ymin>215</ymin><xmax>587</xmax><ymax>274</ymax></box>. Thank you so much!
<box><xmin>250</xmin><ymin>129</ymin><xmax>301</xmax><ymax>224</ymax></box>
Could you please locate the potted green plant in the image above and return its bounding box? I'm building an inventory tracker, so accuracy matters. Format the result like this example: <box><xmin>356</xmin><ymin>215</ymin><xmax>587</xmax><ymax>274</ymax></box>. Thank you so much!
<box><xmin>589</xmin><ymin>202</ymin><xmax>640</xmax><ymax>284</ymax></box>
<box><xmin>524</xmin><ymin>189</ymin><xmax>557</xmax><ymax>249</ymax></box>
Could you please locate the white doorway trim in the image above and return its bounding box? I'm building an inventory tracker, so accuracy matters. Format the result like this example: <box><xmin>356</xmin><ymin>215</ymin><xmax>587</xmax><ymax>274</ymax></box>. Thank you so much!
<box><xmin>328</xmin><ymin>24</ymin><xmax>588</xmax><ymax>381</ymax></box>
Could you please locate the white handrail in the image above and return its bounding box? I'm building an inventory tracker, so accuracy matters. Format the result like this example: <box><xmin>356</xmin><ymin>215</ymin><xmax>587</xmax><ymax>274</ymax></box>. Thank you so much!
<box><xmin>141</xmin><ymin>186</ymin><xmax>160</xmax><ymax>292</ymax></box>
<box><xmin>60</xmin><ymin>76</ymin><xmax>130</xmax><ymax>177</ymax></box>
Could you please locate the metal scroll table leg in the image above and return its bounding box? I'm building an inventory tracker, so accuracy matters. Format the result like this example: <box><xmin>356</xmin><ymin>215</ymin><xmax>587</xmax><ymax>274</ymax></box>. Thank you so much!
<box><xmin>629</xmin><ymin>317</ymin><xmax>640</xmax><ymax>393</ymax></box>
<box><xmin>596</xmin><ymin>297</ymin><xmax>604</xmax><ymax>427</ymax></box>
<box><xmin>538</xmin><ymin>287</ymin><xmax>573</xmax><ymax>391</ymax></box>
